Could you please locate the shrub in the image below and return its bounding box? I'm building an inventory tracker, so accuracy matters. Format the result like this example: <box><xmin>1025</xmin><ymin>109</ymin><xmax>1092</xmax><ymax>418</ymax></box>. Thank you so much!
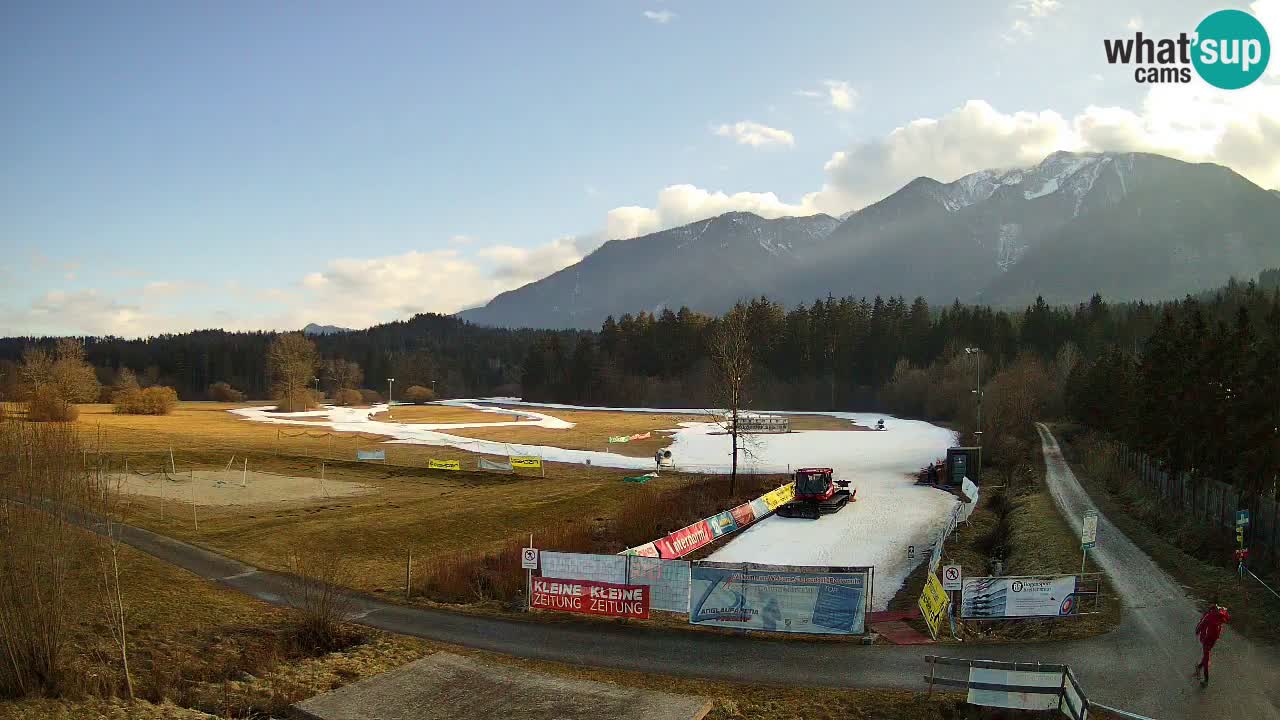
<box><xmin>359</xmin><ymin>389</ymin><xmax>382</xmax><ymax>404</ymax></box>
<box><xmin>284</xmin><ymin>553</ymin><xmax>359</xmax><ymax>653</ymax></box>
<box><xmin>26</xmin><ymin>386</ymin><xmax>78</xmax><ymax>422</ymax></box>
<box><xmin>207</xmin><ymin>381</ymin><xmax>245</xmax><ymax>402</ymax></box>
<box><xmin>272</xmin><ymin>389</ymin><xmax>320</xmax><ymax>412</ymax></box>
<box><xmin>335</xmin><ymin>388</ymin><xmax>363</xmax><ymax>406</ymax></box>
<box><xmin>113</xmin><ymin>386</ymin><xmax>179</xmax><ymax>415</ymax></box>
<box><xmin>401</xmin><ymin>385</ymin><xmax>435</xmax><ymax>404</ymax></box>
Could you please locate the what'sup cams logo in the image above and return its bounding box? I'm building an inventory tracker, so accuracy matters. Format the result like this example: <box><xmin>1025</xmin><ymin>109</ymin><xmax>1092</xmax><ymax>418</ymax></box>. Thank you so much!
<box><xmin>1104</xmin><ymin>9</ymin><xmax>1270</xmax><ymax>88</ymax></box>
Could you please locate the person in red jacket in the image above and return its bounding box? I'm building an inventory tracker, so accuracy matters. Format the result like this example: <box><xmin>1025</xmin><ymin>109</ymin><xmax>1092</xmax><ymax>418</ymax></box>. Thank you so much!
<box><xmin>1193</xmin><ymin>603</ymin><xmax>1230</xmax><ymax>686</ymax></box>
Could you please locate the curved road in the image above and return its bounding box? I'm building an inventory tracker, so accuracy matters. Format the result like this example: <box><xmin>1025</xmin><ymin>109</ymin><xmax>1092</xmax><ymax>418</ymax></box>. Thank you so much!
<box><xmin>107</xmin><ymin>426</ymin><xmax>1277</xmax><ymax>719</ymax></box>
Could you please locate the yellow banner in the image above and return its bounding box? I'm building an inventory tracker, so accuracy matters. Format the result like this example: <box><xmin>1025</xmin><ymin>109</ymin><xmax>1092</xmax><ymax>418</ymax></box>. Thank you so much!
<box><xmin>509</xmin><ymin>456</ymin><xmax>542</xmax><ymax>469</ymax></box>
<box><xmin>428</xmin><ymin>459</ymin><xmax>461</xmax><ymax>471</ymax></box>
<box><xmin>917</xmin><ymin>572</ymin><xmax>950</xmax><ymax>639</ymax></box>
<box><xmin>761</xmin><ymin>482</ymin><xmax>796</xmax><ymax>511</ymax></box>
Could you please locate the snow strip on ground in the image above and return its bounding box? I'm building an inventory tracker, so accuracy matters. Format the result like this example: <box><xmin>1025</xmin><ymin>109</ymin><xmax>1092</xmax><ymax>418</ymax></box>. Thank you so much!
<box><xmin>232</xmin><ymin>398</ymin><xmax>958</xmax><ymax>607</ymax></box>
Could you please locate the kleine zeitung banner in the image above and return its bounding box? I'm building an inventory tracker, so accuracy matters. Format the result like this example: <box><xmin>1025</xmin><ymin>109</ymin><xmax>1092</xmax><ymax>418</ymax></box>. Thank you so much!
<box><xmin>530</xmin><ymin>577</ymin><xmax>649</xmax><ymax>619</ymax></box>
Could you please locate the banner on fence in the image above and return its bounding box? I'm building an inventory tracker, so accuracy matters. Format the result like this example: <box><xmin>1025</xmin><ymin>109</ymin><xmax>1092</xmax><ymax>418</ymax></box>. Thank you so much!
<box><xmin>607</xmin><ymin>435</ymin><xmax>630</xmax><ymax>443</ymax></box>
<box><xmin>530</xmin><ymin>577</ymin><xmax>649</xmax><ymax>619</ymax></box>
<box><xmin>428</xmin><ymin>459</ymin><xmax>461</xmax><ymax>471</ymax></box>
<box><xmin>541</xmin><ymin>551</ymin><xmax>627</xmax><ymax>585</ymax></box>
<box><xmin>654</xmin><ymin>519</ymin><xmax>713</xmax><ymax>558</ymax></box>
<box><xmin>356</xmin><ymin>449</ymin><xmax>385</xmax><ymax>461</ymax></box>
<box><xmin>509</xmin><ymin>456</ymin><xmax>542</xmax><ymax>469</ymax></box>
<box><xmin>730</xmin><ymin>502</ymin><xmax>756</xmax><ymax>527</ymax></box>
<box><xmin>626</xmin><ymin>556</ymin><xmax>691</xmax><ymax>613</ymax></box>
<box><xmin>629</xmin><ymin>432</ymin><xmax>652</xmax><ymax>441</ymax></box>
<box><xmin>539</xmin><ymin>551</ymin><xmax>687</xmax><ymax>613</ymax></box>
<box><xmin>918</xmin><ymin>571</ymin><xmax>950</xmax><ymax>638</ymax></box>
<box><xmin>690</xmin><ymin>562</ymin><xmax>869</xmax><ymax>635</ymax></box>
<box><xmin>760</xmin><ymin>483</ymin><xmax>796</xmax><ymax>511</ymax></box>
<box><xmin>621</xmin><ymin>542</ymin><xmax>660</xmax><ymax>558</ymax></box>
<box><xmin>707</xmin><ymin>510</ymin><xmax>738</xmax><ymax>538</ymax></box>
<box><xmin>961</xmin><ymin>576</ymin><xmax>1078</xmax><ymax>619</ymax></box>
<box><xmin>478</xmin><ymin>458</ymin><xmax>513</xmax><ymax>471</ymax></box>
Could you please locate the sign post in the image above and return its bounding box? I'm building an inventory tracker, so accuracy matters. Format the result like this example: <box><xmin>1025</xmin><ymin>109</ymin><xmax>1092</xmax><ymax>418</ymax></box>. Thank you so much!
<box><xmin>521</xmin><ymin>536</ymin><xmax>538</xmax><ymax>611</ymax></box>
<box><xmin>1235</xmin><ymin>511</ymin><xmax>1250</xmax><ymax>577</ymax></box>
<box><xmin>1080</xmin><ymin>511</ymin><xmax>1098</xmax><ymax>575</ymax></box>
<box><xmin>942</xmin><ymin>564</ymin><xmax>963</xmax><ymax>619</ymax></box>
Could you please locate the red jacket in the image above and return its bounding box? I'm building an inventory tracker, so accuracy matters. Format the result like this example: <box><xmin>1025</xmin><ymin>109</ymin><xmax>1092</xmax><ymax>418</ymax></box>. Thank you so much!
<box><xmin>1196</xmin><ymin>606</ymin><xmax>1230</xmax><ymax>646</ymax></box>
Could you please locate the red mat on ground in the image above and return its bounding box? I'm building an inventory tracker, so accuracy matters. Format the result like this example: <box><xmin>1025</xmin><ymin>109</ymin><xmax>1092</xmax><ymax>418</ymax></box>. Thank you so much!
<box><xmin>872</xmin><ymin>620</ymin><xmax>935</xmax><ymax>645</ymax></box>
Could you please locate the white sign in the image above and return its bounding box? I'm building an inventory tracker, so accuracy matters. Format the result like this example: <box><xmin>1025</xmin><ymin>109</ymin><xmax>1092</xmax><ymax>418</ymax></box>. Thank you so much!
<box><xmin>1081</xmin><ymin>511</ymin><xmax>1098</xmax><ymax>548</ymax></box>
<box><xmin>967</xmin><ymin>668</ymin><xmax>1063</xmax><ymax>711</ymax></box>
<box><xmin>961</xmin><ymin>576</ymin><xmax>1079</xmax><ymax>618</ymax></box>
<box><xmin>521</xmin><ymin>547</ymin><xmax>539</xmax><ymax>570</ymax></box>
<box><xmin>942</xmin><ymin>564</ymin><xmax>963</xmax><ymax>591</ymax></box>
<box><xmin>907</xmin><ymin>545</ymin><xmax>916</xmax><ymax>560</ymax></box>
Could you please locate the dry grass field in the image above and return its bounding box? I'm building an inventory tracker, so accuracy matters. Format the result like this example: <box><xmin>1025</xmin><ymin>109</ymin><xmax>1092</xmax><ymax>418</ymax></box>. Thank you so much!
<box><xmin>68</xmin><ymin>402</ymin><xmax>730</xmax><ymax>597</ymax></box>
<box><xmin>0</xmin><ymin>540</ymin><xmax>980</xmax><ymax>720</ymax></box>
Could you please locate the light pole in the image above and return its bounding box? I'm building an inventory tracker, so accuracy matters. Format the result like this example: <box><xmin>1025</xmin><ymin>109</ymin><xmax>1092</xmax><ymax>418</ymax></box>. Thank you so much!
<box><xmin>387</xmin><ymin>378</ymin><xmax>395</xmax><ymax>419</ymax></box>
<box><xmin>964</xmin><ymin>347</ymin><xmax>982</xmax><ymax>448</ymax></box>
<box><xmin>313</xmin><ymin>377</ymin><xmax>320</xmax><ymax>401</ymax></box>
<box><xmin>431</xmin><ymin>379</ymin><xmax>437</xmax><ymax>397</ymax></box>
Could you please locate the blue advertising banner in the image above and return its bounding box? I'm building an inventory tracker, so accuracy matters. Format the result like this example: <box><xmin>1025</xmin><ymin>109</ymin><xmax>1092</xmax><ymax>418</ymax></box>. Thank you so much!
<box><xmin>689</xmin><ymin>562</ymin><xmax>869</xmax><ymax>635</ymax></box>
<box><xmin>356</xmin><ymin>449</ymin><xmax>385</xmax><ymax>461</ymax></box>
<box><xmin>707</xmin><ymin>510</ymin><xmax>738</xmax><ymax>538</ymax></box>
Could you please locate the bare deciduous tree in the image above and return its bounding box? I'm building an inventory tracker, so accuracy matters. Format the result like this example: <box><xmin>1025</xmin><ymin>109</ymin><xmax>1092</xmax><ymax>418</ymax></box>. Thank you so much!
<box><xmin>709</xmin><ymin>304</ymin><xmax>754</xmax><ymax>496</ymax></box>
<box><xmin>267</xmin><ymin>333</ymin><xmax>319</xmax><ymax>412</ymax></box>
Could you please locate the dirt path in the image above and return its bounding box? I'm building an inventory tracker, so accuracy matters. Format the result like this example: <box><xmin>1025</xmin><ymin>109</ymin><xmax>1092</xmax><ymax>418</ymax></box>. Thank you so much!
<box><xmin>1036</xmin><ymin>423</ymin><xmax>1280</xmax><ymax>720</ymax></box>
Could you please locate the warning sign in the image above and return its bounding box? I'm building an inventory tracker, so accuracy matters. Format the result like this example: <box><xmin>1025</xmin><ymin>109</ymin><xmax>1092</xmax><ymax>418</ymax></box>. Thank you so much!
<box><xmin>917</xmin><ymin>572</ymin><xmax>950</xmax><ymax>639</ymax></box>
<box><xmin>942</xmin><ymin>564</ymin><xmax>963</xmax><ymax>591</ymax></box>
<box><xmin>521</xmin><ymin>547</ymin><xmax>539</xmax><ymax>570</ymax></box>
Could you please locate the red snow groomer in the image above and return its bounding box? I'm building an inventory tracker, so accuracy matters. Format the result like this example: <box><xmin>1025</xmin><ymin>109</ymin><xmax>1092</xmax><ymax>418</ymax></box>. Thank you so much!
<box><xmin>775</xmin><ymin>467</ymin><xmax>855</xmax><ymax>519</ymax></box>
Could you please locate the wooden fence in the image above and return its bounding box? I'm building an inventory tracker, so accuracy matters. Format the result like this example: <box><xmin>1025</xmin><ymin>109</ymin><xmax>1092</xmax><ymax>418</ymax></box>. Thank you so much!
<box><xmin>1115</xmin><ymin>445</ymin><xmax>1279</xmax><ymax>569</ymax></box>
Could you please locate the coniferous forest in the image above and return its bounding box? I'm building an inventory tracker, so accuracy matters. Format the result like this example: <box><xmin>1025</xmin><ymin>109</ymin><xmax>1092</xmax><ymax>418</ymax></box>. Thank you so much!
<box><xmin>2</xmin><ymin>271</ymin><xmax>1277</xmax><ymax>500</ymax></box>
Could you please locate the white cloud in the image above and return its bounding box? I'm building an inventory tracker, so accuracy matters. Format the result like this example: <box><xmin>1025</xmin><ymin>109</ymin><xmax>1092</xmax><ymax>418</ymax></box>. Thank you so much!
<box><xmin>1126</xmin><ymin>16</ymin><xmax>1142</xmax><ymax>30</ymax></box>
<box><xmin>643</xmin><ymin>9</ymin><xmax>676</xmax><ymax>24</ymax></box>
<box><xmin>603</xmin><ymin>185</ymin><xmax>811</xmax><ymax>240</ymax></box>
<box><xmin>1018</xmin><ymin>0</ymin><xmax>1061</xmax><ymax>18</ymax></box>
<box><xmin>478</xmin><ymin>237</ymin><xmax>583</xmax><ymax>286</ymax></box>
<box><xmin>1006</xmin><ymin>0</ymin><xmax>1062</xmax><ymax>40</ymax></box>
<box><xmin>712</xmin><ymin>121</ymin><xmax>796</xmax><ymax>148</ymax></box>
<box><xmin>448</xmin><ymin>234</ymin><xmax>475</xmax><ymax>246</ymax></box>
<box><xmin>824</xmin><ymin>80</ymin><xmax>858</xmax><ymax>111</ymax></box>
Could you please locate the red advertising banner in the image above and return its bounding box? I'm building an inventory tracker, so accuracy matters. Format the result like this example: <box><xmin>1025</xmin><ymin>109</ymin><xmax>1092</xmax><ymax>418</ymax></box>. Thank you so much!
<box><xmin>530</xmin><ymin>577</ymin><xmax>649</xmax><ymax>619</ymax></box>
<box><xmin>654</xmin><ymin>519</ymin><xmax>713</xmax><ymax>558</ymax></box>
<box><xmin>730</xmin><ymin>502</ymin><xmax>756</xmax><ymax>528</ymax></box>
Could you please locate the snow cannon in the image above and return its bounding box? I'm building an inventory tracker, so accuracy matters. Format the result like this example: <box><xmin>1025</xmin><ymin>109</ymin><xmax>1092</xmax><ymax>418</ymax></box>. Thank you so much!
<box><xmin>655</xmin><ymin>449</ymin><xmax>673</xmax><ymax>468</ymax></box>
<box><xmin>775</xmin><ymin>467</ymin><xmax>854</xmax><ymax>519</ymax></box>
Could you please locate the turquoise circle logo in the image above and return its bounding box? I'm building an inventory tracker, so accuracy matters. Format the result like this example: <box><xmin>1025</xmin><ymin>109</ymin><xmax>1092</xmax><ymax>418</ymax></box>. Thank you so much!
<box><xmin>1192</xmin><ymin>9</ymin><xmax>1270</xmax><ymax>89</ymax></box>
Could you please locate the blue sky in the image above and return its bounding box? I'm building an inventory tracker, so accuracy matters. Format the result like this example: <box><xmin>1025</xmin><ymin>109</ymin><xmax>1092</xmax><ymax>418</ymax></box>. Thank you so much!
<box><xmin>3</xmin><ymin>0</ymin><xmax>1277</xmax><ymax>336</ymax></box>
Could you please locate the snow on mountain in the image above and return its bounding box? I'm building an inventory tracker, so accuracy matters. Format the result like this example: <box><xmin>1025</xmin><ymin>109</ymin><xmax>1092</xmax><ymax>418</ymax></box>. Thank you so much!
<box><xmin>934</xmin><ymin>151</ymin><xmax>1130</xmax><ymax>214</ymax></box>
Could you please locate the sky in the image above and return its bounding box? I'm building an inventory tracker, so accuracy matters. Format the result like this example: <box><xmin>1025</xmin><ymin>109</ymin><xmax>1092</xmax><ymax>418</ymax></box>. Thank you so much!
<box><xmin>2</xmin><ymin>0</ymin><xmax>1278</xmax><ymax>337</ymax></box>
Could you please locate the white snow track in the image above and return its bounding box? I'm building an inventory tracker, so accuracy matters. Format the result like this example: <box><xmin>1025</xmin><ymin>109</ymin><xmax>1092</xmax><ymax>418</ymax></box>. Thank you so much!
<box><xmin>232</xmin><ymin>399</ymin><xmax>958</xmax><ymax>606</ymax></box>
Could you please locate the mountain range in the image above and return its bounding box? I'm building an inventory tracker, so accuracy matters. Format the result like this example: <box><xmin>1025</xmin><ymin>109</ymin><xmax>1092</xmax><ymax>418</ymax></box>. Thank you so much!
<box><xmin>460</xmin><ymin>151</ymin><xmax>1280</xmax><ymax>329</ymax></box>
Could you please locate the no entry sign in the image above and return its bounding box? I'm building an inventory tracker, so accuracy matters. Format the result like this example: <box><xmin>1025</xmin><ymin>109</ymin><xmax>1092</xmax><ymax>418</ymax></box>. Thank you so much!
<box><xmin>942</xmin><ymin>564</ymin><xmax>963</xmax><ymax>591</ymax></box>
<box><xmin>530</xmin><ymin>577</ymin><xmax>649</xmax><ymax>619</ymax></box>
<box><xmin>521</xmin><ymin>547</ymin><xmax>539</xmax><ymax>570</ymax></box>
